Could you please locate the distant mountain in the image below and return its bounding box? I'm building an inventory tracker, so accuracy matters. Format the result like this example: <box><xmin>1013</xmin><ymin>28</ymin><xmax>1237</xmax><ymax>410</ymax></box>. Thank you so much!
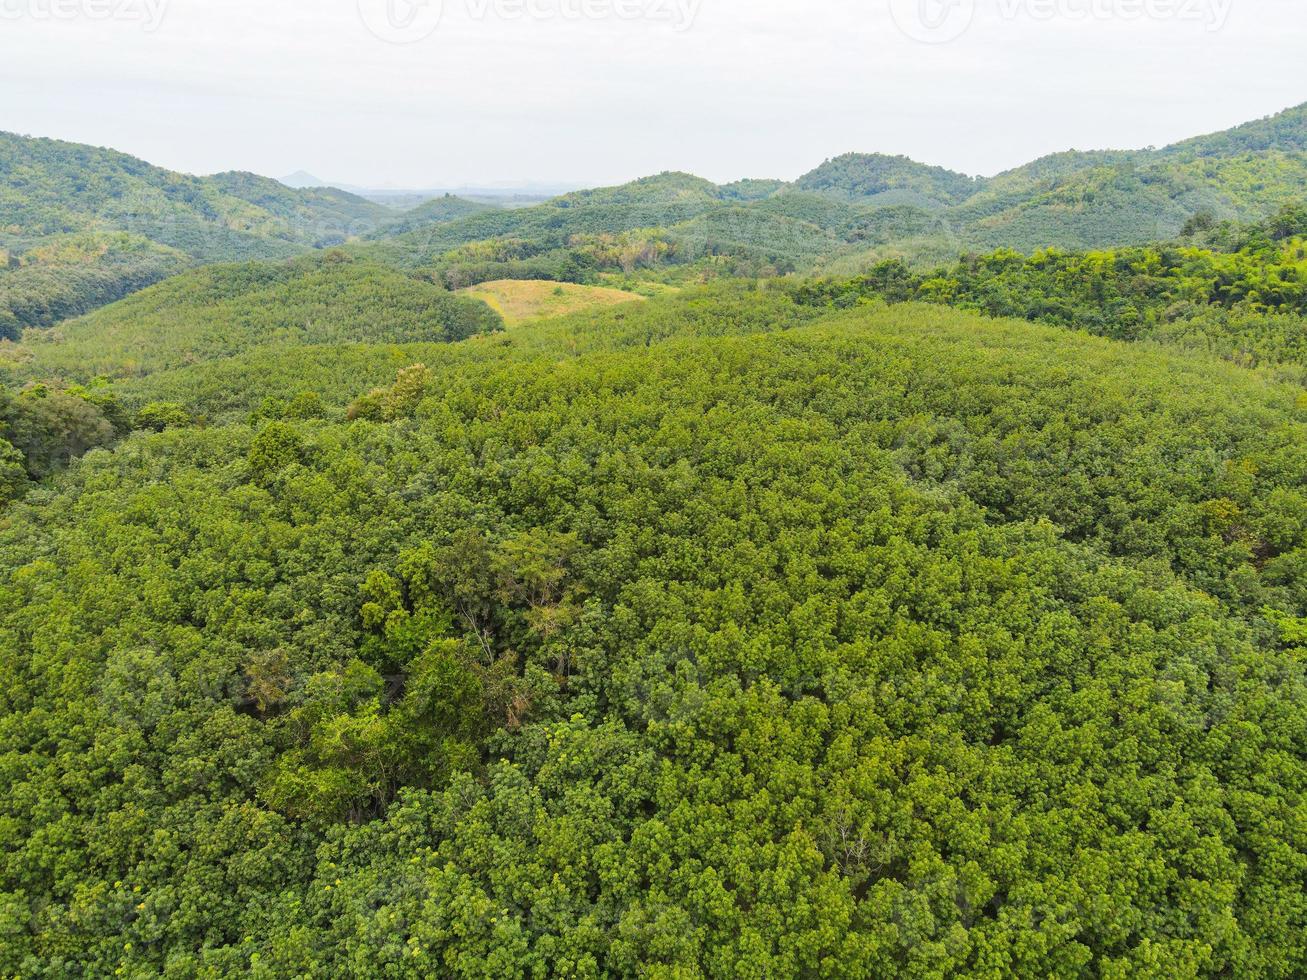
<box><xmin>554</xmin><ymin>172</ymin><xmax>725</xmax><ymax>207</ymax></box>
<box><xmin>280</xmin><ymin>171</ymin><xmax>585</xmax><ymax>206</ymax></box>
<box><xmin>207</xmin><ymin>171</ymin><xmax>393</xmax><ymax>241</ymax></box>
<box><xmin>368</xmin><ymin>194</ymin><xmax>499</xmax><ymax>239</ymax></box>
<box><xmin>1160</xmin><ymin>102</ymin><xmax>1307</xmax><ymax>159</ymax></box>
<box><xmin>6</xmin><ymin>101</ymin><xmax>1306</xmax><ymax>335</ymax></box>
<box><xmin>355</xmin><ymin>101</ymin><xmax>1307</xmax><ymax>282</ymax></box>
<box><xmin>0</xmin><ymin>133</ymin><xmax>395</xmax><ymax>333</ymax></box>
<box><xmin>280</xmin><ymin>170</ymin><xmax>330</xmax><ymax>188</ymax></box>
<box><xmin>358</xmin><ymin>172</ymin><xmax>736</xmax><ymax>269</ymax></box>
<box><xmin>792</xmin><ymin>153</ymin><xmax>984</xmax><ymax>208</ymax></box>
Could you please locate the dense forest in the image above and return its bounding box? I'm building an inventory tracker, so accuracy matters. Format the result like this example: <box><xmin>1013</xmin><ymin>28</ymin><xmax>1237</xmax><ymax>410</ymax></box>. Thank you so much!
<box><xmin>1</xmin><ymin>104</ymin><xmax>1306</xmax><ymax>977</ymax></box>
<box><xmin>0</xmin><ymin>132</ymin><xmax>399</xmax><ymax>337</ymax></box>
<box><xmin>7</xmin><ymin>102</ymin><xmax>1307</xmax><ymax>333</ymax></box>
<box><xmin>794</xmin><ymin>203</ymin><xmax>1307</xmax><ymax>379</ymax></box>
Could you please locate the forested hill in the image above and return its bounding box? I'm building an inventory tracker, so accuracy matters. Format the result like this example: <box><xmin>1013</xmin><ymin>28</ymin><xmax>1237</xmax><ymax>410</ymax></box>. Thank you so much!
<box><xmin>361</xmin><ymin>101</ymin><xmax>1307</xmax><ymax>279</ymax></box>
<box><xmin>5</xmin><ymin>102</ymin><xmax>1306</xmax><ymax>333</ymax></box>
<box><xmin>0</xmin><ymin>132</ymin><xmax>392</xmax><ymax>252</ymax></box>
<box><xmin>0</xmin><ymin>132</ymin><xmax>395</xmax><ymax>333</ymax></box>
<box><xmin>1</xmin><ymin>280</ymin><xmax>1306</xmax><ymax>975</ymax></box>
<box><xmin>791</xmin><ymin>152</ymin><xmax>983</xmax><ymax>207</ymax></box>
<box><xmin>1161</xmin><ymin>102</ymin><xmax>1307</xmax><ymax>159</ymax></box>
<box><xmin>2</xmin><ymin>96</ymin><xmax>1307</xmax><ymax>975</ymax></box>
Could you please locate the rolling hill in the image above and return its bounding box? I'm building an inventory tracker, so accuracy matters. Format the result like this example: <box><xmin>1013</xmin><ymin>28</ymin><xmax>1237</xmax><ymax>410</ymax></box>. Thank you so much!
<box><xmin>2</xmin><ymin>252</ymin><xmax>501</xmax><ymax>383</ymax></box>
<box><xmin>2</xmin><ymin>281</ymin><xmax>1305</xmax><ymax>975</ymax></box>
<box><xmin>6</xmin><ymin>102</ymin><xmax>1305</xmax><ymax>336</ymax></box>
<box><xmin>791</xmin><ymin>151</ymin><xmax>984</xmax><ymax>207</ymax></box>
<box><xmin>0</xmin><ymin>132</ymin><xmax>395</xmax><ymax>334</ymax></box>
<box><xmin>353</xmin><ymin>101</ymin><xmax>1307</xmax><ymax>283</ymax></box>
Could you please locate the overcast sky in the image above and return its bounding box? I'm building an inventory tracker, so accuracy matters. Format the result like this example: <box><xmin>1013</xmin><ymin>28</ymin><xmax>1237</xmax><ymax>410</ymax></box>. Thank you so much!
<box><xmin>0</xmin><ymin>0</ymin><xmax>1303</xmax><ymax>188</ymax></box>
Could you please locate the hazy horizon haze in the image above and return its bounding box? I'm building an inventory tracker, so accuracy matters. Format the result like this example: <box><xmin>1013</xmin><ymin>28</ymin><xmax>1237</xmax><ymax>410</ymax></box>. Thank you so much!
<box><xmin>1</xmin><ymin>0</ymin><xmax>1303</xmax><ymax>189</ymax></box>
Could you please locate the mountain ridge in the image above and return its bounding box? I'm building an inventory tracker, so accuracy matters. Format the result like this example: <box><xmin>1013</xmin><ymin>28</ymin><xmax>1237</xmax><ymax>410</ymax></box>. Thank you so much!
<box><xmin>5</xmin><ymin>100</ymin><xmax>1306</xmax><ymax>330</ymax></box>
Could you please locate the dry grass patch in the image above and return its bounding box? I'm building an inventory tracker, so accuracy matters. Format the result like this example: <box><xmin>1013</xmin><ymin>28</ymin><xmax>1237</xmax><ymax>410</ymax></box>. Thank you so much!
<box><xmin>460</xmin><ymin>279</ymin><xmax>646</xmax><ymax>325</ymax></box>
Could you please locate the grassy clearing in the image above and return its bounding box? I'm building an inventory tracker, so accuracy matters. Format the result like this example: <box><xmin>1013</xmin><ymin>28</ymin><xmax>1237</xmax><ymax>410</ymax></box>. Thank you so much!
<box><xmin>459</xmin><ymin>279</ymin><xmax>646</xmax><ymax>325</ymax></box>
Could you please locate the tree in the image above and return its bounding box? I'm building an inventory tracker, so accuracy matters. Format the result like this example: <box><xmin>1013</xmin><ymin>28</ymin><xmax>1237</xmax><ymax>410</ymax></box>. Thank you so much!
<box><xmin>247</xmin><ymin>421</ymin><xmax>305</xmax><ymax>484</ymax></box>
<box><xmin>0</xmin><ymin>439</ymin><xmax>26</xmax><ymax>503</ymax></box>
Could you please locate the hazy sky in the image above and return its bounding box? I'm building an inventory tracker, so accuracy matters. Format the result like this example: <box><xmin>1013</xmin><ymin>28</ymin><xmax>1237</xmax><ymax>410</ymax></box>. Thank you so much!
<box><xmin>0</xmin><ymin>0</ymin><xmax>1303</xmax><ymax>188</ymax></box>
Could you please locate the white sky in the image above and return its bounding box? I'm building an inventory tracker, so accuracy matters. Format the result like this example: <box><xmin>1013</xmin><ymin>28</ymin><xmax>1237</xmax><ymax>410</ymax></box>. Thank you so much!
<box><xmin>0</xmin><ymin>0</ymin><xmax>1303</xmax><ymax>188</ymax></box>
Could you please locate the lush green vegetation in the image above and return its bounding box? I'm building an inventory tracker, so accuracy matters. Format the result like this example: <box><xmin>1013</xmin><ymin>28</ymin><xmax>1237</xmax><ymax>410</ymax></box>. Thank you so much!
<box><xmin>0</xmin><ymin>133</ymin><xmax>390</xmax><ymax>255</ymax></box>
<box><xmin>0</xmin><ymin>233</ymin><xmax>188</xmax><ymax>338</ymax></box>
<box><xmin>794</xmin><ymin>203</ymin><xmax>1307</xmax><ymax>381</ymax></box>
<box><xmin>0</xmin><ymin>252</ymin><xmax>502</xmax><ymax>500</ymax></box>
<box><xmin>2</xmin><ymin>251</ymin><xmax>502</xmax><ymax>384</ymax></box>
<box><xmin>0</xmin><ymin>379</ymin><xmax>127</xmax><ymax>502</ymax></box>
<box><xmin>0</xmin><ymin>132</ymin><xmax>395</xmax><ymax>327</ymax></box>
<box><xmin>950</xmin><ymin>151</ymin><xmax>1307</xmax><ymax>254</ymax></box>
<box><xmin>1</xmin><ymin>279</ymin><xmax>1306</xmax><ymax>976</ymax></box>
<box><xmin>3</xmin><ymin>103</ymin><xmax>1307</xmax><ymax>978</ymax></box>
<box><xmin>1162</xmin><ymin>103</ymin><xmax>1307</xmax><ymax>159</ymax></box>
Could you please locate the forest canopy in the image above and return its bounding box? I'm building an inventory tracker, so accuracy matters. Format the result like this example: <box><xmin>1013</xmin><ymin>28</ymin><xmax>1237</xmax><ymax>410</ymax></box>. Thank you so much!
<box><xmin>2</xmin><ymin>103</ymin><xmax>1307</xmax><ymax>979</ymax></box>
<box><xmin>2</xmin><ymin>283</ymin><xmax>1306</xmax><ymax>976</ymax></box>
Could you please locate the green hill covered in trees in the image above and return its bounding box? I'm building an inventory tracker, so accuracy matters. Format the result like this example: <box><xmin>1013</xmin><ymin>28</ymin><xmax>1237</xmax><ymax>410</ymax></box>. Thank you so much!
<box><xmin>2</xmin><ymin>273</ymin><xmax>1307</xmax><ymax>976</ymax></box>
<box><xmin>2</xmin><ymin>103</ymin><xmax>1307</xmax><ymax>978</ymax></box>
<box><xmin>3</xmin><ymin>252</ymin><xmax>501</xmax><ymax>384</ymax></box>
<box><xmin>356</xmin><ymin>101</ymin><xmax>1307</xmax><ymax>283</ymax></box>
<box><xmin>0</xmin><ymin>132</ymin><xmax>396</xmax><ymax>336</ymax></box>
<box><xmin>6</xmin><ymin>102</ymin><xmax>1306</xmax><ymax>330</ymax></box>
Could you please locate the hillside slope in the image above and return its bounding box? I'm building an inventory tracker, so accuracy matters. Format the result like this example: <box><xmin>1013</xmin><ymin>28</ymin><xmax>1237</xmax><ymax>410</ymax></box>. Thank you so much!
<box><xmin>3</xmin><ymin>252</ymin><xmax>501</xmax><ymax>382</ymax></box>
<box><xmin>0</xmin><ymin>287</ymin><xmax>1304</xmax><ymax>975</ymax></box>
<box><xmin>0</xmin><ymin>132</ymin><xmax>395</xmax><ymax>332</ymax></box>
<box><xmin>358</xmin><ymin>101</ymin><xmax>1307</xmax><ymax>281</ymax></box>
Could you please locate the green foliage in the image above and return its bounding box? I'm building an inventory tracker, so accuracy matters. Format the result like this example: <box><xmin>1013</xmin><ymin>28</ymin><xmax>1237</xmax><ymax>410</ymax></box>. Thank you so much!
<box><xmin>793</xmin><ymin>151</ymin><xmax>983</xmax><ymax>206</ymax></box>
<box><xmin>261</xmin><ymin>648</ymin><xmax>484</xmax><ymax>824</ymax></box>
<box><xmin>5</xmin><ymin>253</ymin><xmax>502</xmax><ymax>383</ymax></box>
<box><xmin>0</xmin><ymin>232</ymin><xmax>188</xmax><ymax>333</ymax></box>
<box><xmin>0</xmin><ymin>131</ymin><xmax>391</xmax><ymax>324</ymax></box>
<box><xmin>0</xmin><ymin>438</ymin><xmax>25</xmax><ymax>503</ymax></box>
<box><xmin>0</xmin><ymin>382</ymin><xmax>120</xmax><ymax>483</ymax></box>
<box><xmin>134</xmin><ymin>400</ymin><xmax>191</xmax><ymax>431</ymax></box>
<box><xmin>247</xmin><ymin>420</ymin><xmax>306</xmax><ymax>484</ymax></box>
<box><xmin>347</xmin><ymin>363</ymin><xmax>434</xmax><ymax>421</ymax></box>
<box><xmin>796</xmin><ymin>225</ymin><xmax>1307</xmax><ymax>375</ymax></box>
<box><xmin>1</xmin><ymin>286</ymin><xmax>1305</xmax><ymax>975</ymax></box>
<box><xmin>5</xmin><ymin>102</ymin><xmax>1307</xmax><ymax>978</ymax></box>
